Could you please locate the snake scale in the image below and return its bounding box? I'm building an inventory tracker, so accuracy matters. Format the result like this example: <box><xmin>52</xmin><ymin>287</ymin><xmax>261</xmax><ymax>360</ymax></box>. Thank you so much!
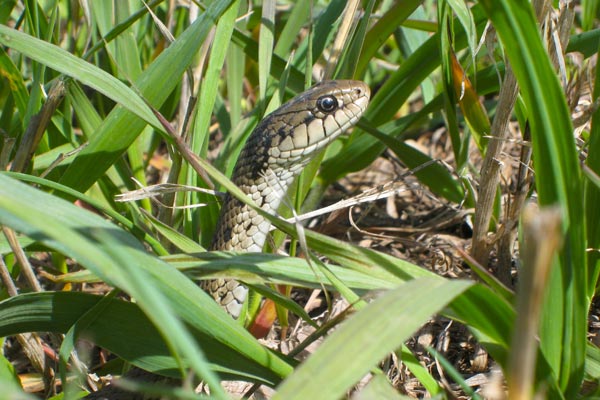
<box><xmin>204</xmin><ymin>80</ymin><xmax>370</xmax><ymax>318</ymax></box>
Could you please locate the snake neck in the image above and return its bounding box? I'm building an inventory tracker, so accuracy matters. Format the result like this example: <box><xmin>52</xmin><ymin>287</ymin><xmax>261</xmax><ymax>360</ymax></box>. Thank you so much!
<box><xmin>211</xmin><ymin>164</ymin><xmax>301</xmax><ymax>252</ymax></box>
<box><xmin>206</xmin><ymin>80</ymin><xmax>370</xmax><ymax>318</ymax></box>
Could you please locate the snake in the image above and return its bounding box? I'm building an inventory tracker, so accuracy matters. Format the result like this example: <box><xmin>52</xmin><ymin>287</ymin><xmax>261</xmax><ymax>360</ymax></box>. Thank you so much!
<box><xmin>204</xmin><ymin>80</ymin><xmax>370</xmax><ymax>318</ymax></box>
<box><xmin>86</xmin><ymin>80</ymin><xmax>370</xmax><ymax>399</ymax></box>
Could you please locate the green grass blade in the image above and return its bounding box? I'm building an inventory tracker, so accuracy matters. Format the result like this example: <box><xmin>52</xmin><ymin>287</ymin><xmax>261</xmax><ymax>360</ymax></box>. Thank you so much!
<box><xmin>57</xmin><ymin>0</ymin><xmax>236</xmax><ymax>193</ymax></box>
<box><xmin>0</xmin><ymin>173</ymin><xmax>293</xmax><ymax>382</ymax></box>
<box><xmin>0</xmin><ymin>25</ymin><xmax>160</xmax><ymax>129</ymax></box>
<box><xmin>355</xmin><ymin>0</ymin><xmax>421</xmax><ymax>77</ymax></box>
<box><xmin>4</xmin><ymin>171</ymin><xmax>167</xmax><ymax>255</ymax></box>
<box><xmin>273</xmin><ymin>2</ymin><xmax>310</xmax><ymax>57</ymax></box>
<box><xmin>581</xmin><ymin>0</ymin><xmax>599</xmax><ymax>31</ymax></box>
<box><xmin>230</xmin><ymin>27</ymin><xmax>305</xmax><ymax>92</ymax></box>
<box><xmin>566</xmin><ymin>29</ymin><xmax>600</xmax><ymax>59</ymax></box>
<box><xmin>446</xmin><ymin>0</ymin><xmax>477</xmax><ymax>58</ymax></box>
<box><xmin>82</xmin><ymin>0</ymin><xmax>165</xmax><ymax>59</ymax></box>
<box><xmin>258</xmin><ymin>0</ymin><xmax>275</xmax><ymax>102</ymax></box>
<box><xmin>225</xmin><ymin>9</ymin><xmax>246</xmax><ymax>130</ymax></box>
<box><xmin>480</xmin><ymin>2</ymin><xmax>586</xmax><ymax>394</ymax></box>
<box><xmin>398</xmin><ymin>345</ymin><xmax>443</xmax><ymax>395</ymax></box>
<box><xmin>0</xmin><ymin>47</ymin><xmax>28</xmax><ymax>116</ymax></box>
<box><xmin>93</xmin><ymin>229</ymin><xmax>228</xmax><ymax>398</ymax></box>
<box><xmin>192</xmin><ymin>0</ymin><xmax>240</xmax><ymax>155</ymax></box>
<box><xmin>0</xmin><ymin>292</ymin><xmax>285</xmax><ymax>384</ymax></box>
<box><xmin>585</xmin><ymin>343</ymin><xmax>600</xmax><ymax>382</ymax></box>
<box><xmin>190</xmin><ymin>0</ymin><xmax>240</xmax><ymax>246</ymax></box>
<box><xmin>335</xmin><ymin>0</ymin><xmax>375</xmax><ymax>79</ymax></box>
<box><xmin>427</xmin><ymin>346</ymin><xmax>483</xmax><ymax>400</ymax></box>
<box><xmin>171</xmin><ymin>251</ymin><xmax>401</xmax><ymax>291</ymax></box>
<box><xmin>273</xmin><ymin>278</ymin><xmax>472</xmax><ymax>399</ymax></box>
<box><xmin>585</xmin><ymin>43</ymin><xmax>600</xmax><ymax>295</ymax></box>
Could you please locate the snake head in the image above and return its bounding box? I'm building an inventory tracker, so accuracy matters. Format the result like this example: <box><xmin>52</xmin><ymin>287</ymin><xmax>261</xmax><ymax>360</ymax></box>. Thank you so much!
<box><xmin>238</xmin><ymin>80</ymin><xmax>371</xmax><ymax>183</ymax></box>
<box><xmin>269</xmin><ymin>80</ymin><xmax>370</xmax><ymax>160</ymax></box>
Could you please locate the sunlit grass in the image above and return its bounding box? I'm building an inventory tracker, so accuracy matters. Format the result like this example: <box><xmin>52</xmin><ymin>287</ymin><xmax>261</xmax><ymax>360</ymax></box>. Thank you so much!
<box><xmin>0</xmin><ymin>1</ymin><xmax>599</xmax><ymax>398</ymax></box>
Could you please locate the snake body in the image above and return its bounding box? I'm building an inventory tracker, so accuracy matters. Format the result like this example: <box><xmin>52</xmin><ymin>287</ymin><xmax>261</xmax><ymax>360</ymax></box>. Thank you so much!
<box><xmin>85</xmin><ymin>81</ymin><xmax>369</xmax><ymax>400</ymax></box>
<box><xmin>205</xmin><ymin>80</ymin><xmax>370</xmax><ymax>318</ymax></box>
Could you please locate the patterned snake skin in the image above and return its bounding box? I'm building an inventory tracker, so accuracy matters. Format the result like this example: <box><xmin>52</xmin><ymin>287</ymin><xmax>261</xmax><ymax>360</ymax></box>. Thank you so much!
<box><xmin>204</xmin><ymin>80</ymin><xmax>370</xmax><ymax>317</ymax></box>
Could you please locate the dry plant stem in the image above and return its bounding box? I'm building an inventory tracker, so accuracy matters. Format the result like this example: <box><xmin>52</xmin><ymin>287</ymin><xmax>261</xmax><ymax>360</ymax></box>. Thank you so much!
<box><xmin>472</xmin><ymin>0</ymin><xmax>561</xmax><ymax>272</ymax></box>
<box><xmin>0</xmin><ymin>137</ymin><xmax>16</xmax><ymax>170</ymax></box>
<box><xmin>470</xmin><ymin>65</ymin><xmax>519</xmax><ymax>267</ymax></box>
<box><xmin>2</xmin><ymin>226</ymin><xmax>42</xmax><ymax>292</ymax></box>
<box><xmin>497</xmin><ymin>127</ymin><xmax>532</xmax><ymax>286</ymax></box>
<box><xmin>40</xmin><ymin>143</ymin><xmax>88</xmax><ymax>179</ymax></box>
<box><xmin>157</xmin><ymin>96</ymin><xmax>198</xmax><ymax>228</ymax></box>
<box><xmin>508</xmin><ymin>204</ymin><xmax>562</xmax><ymax>400</ymax></box>
<box><xmin>158</xmin><ymin>7</ymin><xmax>208</xmax><ymax>228</ymax></box>
<box><xmin>0</xmin><ymin>237</ymin><xmax>48</xmax><ymax>384</ymax></box>
<box><xmin>323</xmin><ymin>0</ymin><xmax>361</xmax><ymax>79</ymax></box>
<box><xmin>152</xmin><ymin>108</ymin><xmax>217</xmax><ymax>192</ymax></box>
<box><xmin>0</xmin><ymin>255</ymin><xmax>18</xmax><ymax>296</ymax></box>
<box><xmin>3</xmin><ymin>73</ymin><xmax>59</xmax><ymax>369</ymax></box>
<box><xmin>11</xmin><ymin>79</ymin><xmax>66</xmax><ymax>173</ymax></box>
<box><xmin>546</xmin><ymin>1</ymin><xmax>574</xmax><ymax>74</ymax></box>
<box><xmin>496</xmin><ymin>1</ymin><xmax>572</xmax><ymax>284</ymax></box>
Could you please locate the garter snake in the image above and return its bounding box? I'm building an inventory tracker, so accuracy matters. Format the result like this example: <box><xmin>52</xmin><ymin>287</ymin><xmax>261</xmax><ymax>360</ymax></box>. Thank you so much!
<box><xmin>204</xmin><ymin>80</ymin><xmax>370</xmax><ymax>317</ymax></box>
<box><xmin>86</xmin><ymin>80</ymin><xmax>369</xmax><ymax>400</ymax></box>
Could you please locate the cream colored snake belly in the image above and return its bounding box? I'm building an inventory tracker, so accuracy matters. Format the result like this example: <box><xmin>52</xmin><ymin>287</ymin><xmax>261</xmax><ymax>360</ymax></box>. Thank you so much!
<box><xmin>204</xmin><ymin>80</ymin><xmax>370</xmax><ymax>318</ymax></box>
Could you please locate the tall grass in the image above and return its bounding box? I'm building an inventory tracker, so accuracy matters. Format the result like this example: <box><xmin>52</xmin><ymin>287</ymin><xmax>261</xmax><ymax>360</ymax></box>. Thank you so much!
<box><xmin>0</xmin><ymin>0</ymin><xmax>598</xmax><ymax>398</ymax></box>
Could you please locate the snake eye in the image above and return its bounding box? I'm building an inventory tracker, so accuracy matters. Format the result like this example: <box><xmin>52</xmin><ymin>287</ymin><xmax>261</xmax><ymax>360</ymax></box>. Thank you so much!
<box><xmin>317</xmin><ymin>95</ymin><xmax>338</xmax><ymax>113</ymax></box>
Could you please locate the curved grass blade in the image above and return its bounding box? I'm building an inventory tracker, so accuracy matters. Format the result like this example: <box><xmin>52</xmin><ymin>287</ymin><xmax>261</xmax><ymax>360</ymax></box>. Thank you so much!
<box><xmin>57</xmin><ymin>0</ymin><xmax>236</xmax><ymax>192</ymax></box>
<box><xmin>170</xmin><ymin>252</ymin><xmax>402</xmax><ymax>291</ymax></box>
<box><xmin>479</xmin><ymin>0</ymin><xmax>586</xmax><ymax>395</ymax></box>
<box><xmin>273</xmin><ymin>278</ymin><xmax>472</xmax><ymax>399</ymax></box>
<box><xmin>0</xmin><ymin>292</ymin><xmax>287</xmax><ymax>385</ymax></box>
<box><xmin>355</xmin><ymin>0</ymin><xmax>421</xmax><ymax>77</ymax></box>
<box><xmin>3</xmin><ymin>172</ymin><xmax>167</xmax><ymax>255</ymax></box>
<box><xmin>0</xmin><ymin>173</ymin><xmax>293</xmax><ymax>382</ymax></box>
<box><xmin>0</xmin><ymin>25</ymin><xmax>160</xmax><ymax>129</ymax></box>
